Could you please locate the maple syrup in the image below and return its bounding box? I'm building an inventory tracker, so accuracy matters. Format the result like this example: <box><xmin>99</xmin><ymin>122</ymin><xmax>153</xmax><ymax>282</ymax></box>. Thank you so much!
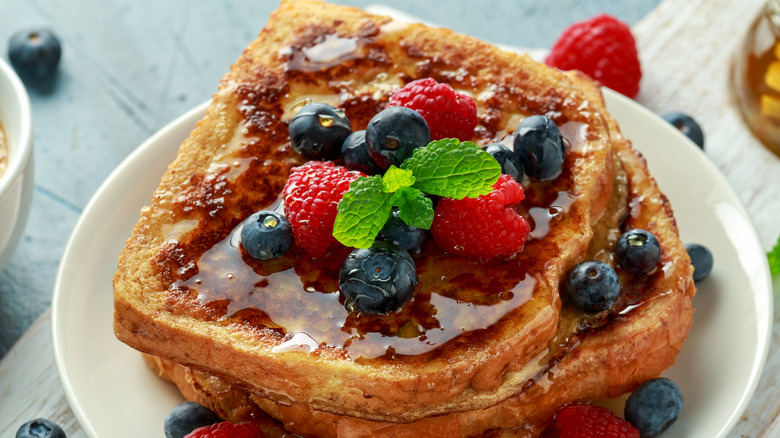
<box><xmin>732</xmin><ymin>0</ymin><xmax>780</xmax><ymax>156</ymax></box>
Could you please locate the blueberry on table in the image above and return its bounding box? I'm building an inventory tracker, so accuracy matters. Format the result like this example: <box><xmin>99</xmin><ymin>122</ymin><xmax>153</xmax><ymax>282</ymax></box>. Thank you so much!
<box><xmin>289</xmin><ymin>102</ymin><xmax>352</xmax><ymax>160</ymax></box>
<box><xmin>513</xmin><ymin>115</ymin><xmax>566</xmax><ymax>181</ymax></box>
<box><xmin>378</xmin><ymin>209</ymin><xmax>427</xmax><ymax>252</ymax></box>
<box><xmin>484</xmin><ymin>142</ymin><xmax>524</xmax><ymax>182</ymax></box>
<box><xmin>624</xmin><ymin>377</ymin><xmax>683</xmax><ymax>437</ymax></box>
<box><xmin>565</xmin><ymin>260</ymin><xmax>620</xmax><ymax>313</ymax></box>
<box><xmin>615</xmin><ymin>229</ymin><xmax>661</xmax><ymax>274</ymax></box>
<box><xmin>339</xmin><ymin>241</ymin><xmax>418</xmax><ymax>314</ymax></box>
<box><xmin>240</xmin><ymin>210</ymin><xmax>293</xmax><ymax>260</ymax></box>
<box><xmin>15</xmin><ymin>419</ymin><xmax>66</xmax><ymax>438</ymax></box>
<box><xmin>366</xmin><ymin>106</ymin><xmax>430</xmax><ymax>169</ymax></box>
<box><xmin>685</xmin><ymin>242</ymin><xmax>713</xmax><ymax>282</ymax></box>
<box><xmin>661</xmin><ymin>111</ymin><xmax>704</xmax><ymax>149</ymax></box>
<box><xmin>8</xmin><ymin>29</ymin><xmax>61</xmax><ymax>81</ymax></box>
<box><xmin>164</xmin><ymin>401</ymin><xmax>222</xmax><ymax>438</ymax></box>
<box><xmin>341</xmin><ymin>130</ymin><xmax>382</xmax><ymax>175</ymax></box>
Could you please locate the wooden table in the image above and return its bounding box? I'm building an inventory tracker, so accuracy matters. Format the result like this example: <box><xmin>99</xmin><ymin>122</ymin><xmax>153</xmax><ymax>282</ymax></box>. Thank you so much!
<box><xmin>1</xmin><ymin>0</ymin><xmax>778</xmax><ymax>436</ymax></box>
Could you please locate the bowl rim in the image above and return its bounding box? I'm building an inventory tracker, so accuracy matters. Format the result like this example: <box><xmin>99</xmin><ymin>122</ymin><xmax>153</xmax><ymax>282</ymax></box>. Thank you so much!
<box><xmin>0</xmin><ymin>56</ymin><xmax>33</xmax><ymax>196</ymax></box>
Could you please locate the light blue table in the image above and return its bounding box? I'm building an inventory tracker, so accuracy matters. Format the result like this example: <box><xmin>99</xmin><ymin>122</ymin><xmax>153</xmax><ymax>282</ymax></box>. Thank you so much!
<box><xmin>0</xmin><ymin>0</ymin><xmax>660</xmax><ymax>358</ymax></box>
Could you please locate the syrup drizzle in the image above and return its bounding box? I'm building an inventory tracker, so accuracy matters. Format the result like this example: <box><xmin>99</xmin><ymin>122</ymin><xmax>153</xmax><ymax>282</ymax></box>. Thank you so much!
<box><xmin>280</xmin><ymin>34</ymin><xmax>362</xmax><ymax>72</ymax></box>
<box><xmin>173</xmin><ymin>224</ymin><xmax>539</xmax><ymax>359</ymax></box>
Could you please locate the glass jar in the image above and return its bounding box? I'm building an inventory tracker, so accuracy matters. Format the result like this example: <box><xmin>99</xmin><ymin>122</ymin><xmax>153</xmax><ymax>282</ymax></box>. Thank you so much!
<box><xmin>732</xmin><ymin>0</ymin><xmax>780</xmax><ymax>156</ymax></box>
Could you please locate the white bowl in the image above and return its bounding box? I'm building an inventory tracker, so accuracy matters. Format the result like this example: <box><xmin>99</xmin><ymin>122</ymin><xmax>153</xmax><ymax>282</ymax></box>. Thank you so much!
<box><xmin>0</xmin><ymin>57</ymin><xmax>34</xmax><ymax>271</ymax></box>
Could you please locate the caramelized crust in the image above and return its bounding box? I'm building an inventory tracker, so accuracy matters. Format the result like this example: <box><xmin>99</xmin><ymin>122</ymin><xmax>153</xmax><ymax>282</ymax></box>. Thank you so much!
<box><xmin>142</xmin><ymin>72</ymin><xmax>695</xmax><ymax>438</ymax></box>
<box><xmin>114</xmin><ymin>0</ymin><xmax>695</xmax><ymax>433</ymax></box>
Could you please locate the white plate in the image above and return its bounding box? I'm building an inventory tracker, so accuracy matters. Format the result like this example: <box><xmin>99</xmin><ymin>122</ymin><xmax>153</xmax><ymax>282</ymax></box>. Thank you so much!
<box><xmin>52</xmin><ymin>89</ymin><xmax>773</xmax><ymax>438</ymax></box>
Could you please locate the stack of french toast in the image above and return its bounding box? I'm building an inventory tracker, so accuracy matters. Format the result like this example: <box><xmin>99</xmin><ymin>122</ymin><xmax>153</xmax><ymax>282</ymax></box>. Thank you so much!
<box><xmin>112</xmin><ymin>0</ymin><xmax>696</xmax><ymax>436</ymax></box>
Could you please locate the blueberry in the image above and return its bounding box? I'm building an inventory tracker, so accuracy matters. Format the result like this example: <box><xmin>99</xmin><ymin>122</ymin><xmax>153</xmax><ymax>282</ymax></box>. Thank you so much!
<box><xmin>616</xmin><ymin>229</ymin><xmax>661</xmax><ymax>274</ymax></box>
<box><xmin>366</xmin><ymin>106</ymin><xmax>430</xmax><ymax>169</ymax></box>
<box><xmin>661</xmin><ymin>112</ymin><xmax>704</xmax><ymax>149</ymax></box>
<box><xmin>16</xmin><ymin>419</ymin><xmax>65</xmax><ymax>438</ymax></box>
<box><xmin>341</xmin><ymin>130</ymin><xmax>382</xmax><ymax>175</ymax></box>
<box><xmin>339</xmin><ymin>241</ymin><xmax>418</xmax><ymax>314</ymax></box>
<box><xmin>625</xmin><ymin>378</ymin><xmax>683</xmax><ymax>437</ymax></box>
<box><xmin>512</xmin><ymin>115</ymin><xmax>565</xmax><ymax>181</ymax></box>
<box><xmin>289</xmin><ymin>103</ymin><xmax>352</xmax><ymax>160</ymax></box>
<box><xmin>8</xmin><ymin>29</ymin><xmax>61</xmax><ymax>81</ymax></box>
<box><xmin>484</xmin><ymin>143</ymin><xmax>524</xmax><ymax>181</ymax></box>
<box><xmin>240</xmin><ymin>210</ymin><xmax>293</xmax><ymax>260</ymax></box>
<box><xmin>378</xmin><ymin>209</ymin><xmax>427</xmax><ymax>252</ymax></box>
<box><xmin>164</xmin><ymin>401</ymin><xmax>222</xmax><ymax>438</ymax></box>
<box><xmin>565</xmin><ymin>260</ymin><xmax>620</xmax><ymax>313</ymax></box>
<box><xmin>685</xmin><ymin>242</ymin><xmax>713</xmax><ymax>282</ymax></box>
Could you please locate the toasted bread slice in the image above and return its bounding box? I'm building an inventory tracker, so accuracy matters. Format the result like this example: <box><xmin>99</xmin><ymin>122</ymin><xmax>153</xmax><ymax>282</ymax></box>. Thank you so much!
<box><xmin>114</xmin><ymin>0</ymin><xmax>695</xmax><ymax>433</ymax></box>
<box><xmin>141</xmin><ymin>71</ymin><xmax>695</xmax><ymax>438</ymax></box>
<box><xmin>113</xmin><ymin>0</ymin><xmax>627</xmax><ymax>422</ymax></box>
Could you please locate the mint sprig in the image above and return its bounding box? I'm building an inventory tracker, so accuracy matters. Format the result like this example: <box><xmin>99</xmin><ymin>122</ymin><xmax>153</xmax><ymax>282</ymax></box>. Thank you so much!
<box><xmin>332</xmin><ymin>176</ymin><xmax>392</xmax><ymax>248</ymax></box>
<box><xmin>769</xmin><ymin>234</ymin><xmax>780</xmax><ymax>277</ymax></box>
<box><xmin>333</xmin><ymin>139</ymin><xmax>501</xmax><ymax>248</ymax></box>
<box><xmin>401</xmin><ymin>138</ymin><xmax>501</xmax><ymax>199</ymax></box>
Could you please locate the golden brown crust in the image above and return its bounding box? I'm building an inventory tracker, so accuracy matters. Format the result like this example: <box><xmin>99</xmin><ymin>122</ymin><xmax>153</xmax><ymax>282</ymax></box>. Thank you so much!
<box><xmin>114</xmin><ymin>0</ymin><xmax>695</xmax><ymax>432</ymax></box>
<box><xmin>141</xmin><ymin>74</ymin><xmax>696</xmax><ymax>438</ymax></box>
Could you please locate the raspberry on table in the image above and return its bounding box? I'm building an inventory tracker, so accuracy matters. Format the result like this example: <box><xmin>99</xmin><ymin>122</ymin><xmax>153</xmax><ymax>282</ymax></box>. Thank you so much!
<box><xmin>555</xmin><ymin>403</ymin><xmax>640</xmax><ymax>438</ymax></box>
<box><xmin>545</xmin><ymin>14</ymin><xmax>642</xmax><ymax>98</ymax></box>
<box><xmin>282</xmin><ymin>161</ymin><xmax>364</xmax><ymax>259</ymax></box>
<box><xmin>183</xmin><ymin>421</ymin><xmax>264</xmax><ymax>438</ymax></box>
<box><xmin>430</xmin><ymin>174</ymin><xmax>529</xmax><ymax>258</ymax></box>
<box><xmin>388</xmin><ymin>77</ymin><xmax>478</xmax><ymax>141</ymax></box>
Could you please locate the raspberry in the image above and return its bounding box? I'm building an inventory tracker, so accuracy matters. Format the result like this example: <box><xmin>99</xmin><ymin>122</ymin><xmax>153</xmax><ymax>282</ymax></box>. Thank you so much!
<box><xmin>184</xmin><ymin>421</ymin><xmax>264</xmax><ymax>438</ymax></box>
<box><xmin>545</xmin><ymin>14</ymin><xmax>641</xmax><ymax>98</ymax></box>
<box><xmin>388</xmin><ymin>78</ymin><xmax>477</xmax><ymax>141</ymax></box>
<box><xmin>431</xmin><ymin>174</ymin><xmax>529</xmax><ymax>258</ymax></box>
<box><xmin>554</xmin><ymin>403</ymin><xmax>640</xmax><ymax>438</ymax></box>
<box><xmin>282</xmin><ymin>161</ymin><xmax>364</xmax><ymax>259</ymax></box>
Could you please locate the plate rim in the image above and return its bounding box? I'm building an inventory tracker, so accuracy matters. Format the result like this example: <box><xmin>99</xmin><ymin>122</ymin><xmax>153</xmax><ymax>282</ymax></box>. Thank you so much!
<box><xmin>50</xmin><ymin>90</ymin><xmax>774</xmax><ymax>438</ymax></box>
<box><xmin>51</xmin><ymin>101</ymin><xmax>210</xmax><ymax>438</ymax></box>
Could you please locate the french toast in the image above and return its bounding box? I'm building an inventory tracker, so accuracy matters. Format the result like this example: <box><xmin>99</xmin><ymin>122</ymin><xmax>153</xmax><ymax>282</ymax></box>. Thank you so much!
<box><xmin>112</xmin><ymin>0</ymin><xmax>696</xmax><ymax>436</ymax></box>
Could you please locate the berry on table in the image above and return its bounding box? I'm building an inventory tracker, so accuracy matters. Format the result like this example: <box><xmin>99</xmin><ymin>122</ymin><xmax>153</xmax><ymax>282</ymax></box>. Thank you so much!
<box><xmin>615</xmin><ymin>229</ymin><xmax>661</xmax><ymax>274</ymax></box>
<box><xmin>183</xmin><ymin>421</ymin><xmax>264</xmax><ymax>438</ymax></box>
<box><xmin>624</xmin><ymin>378</ymin><xmax>683</xmax><ymax>437</ymax></box>
<box><xmin>555</xmin><ymin>403</ymin><xmax>639</xmax><ymax>438</ymax></box>
<box><xmin>545</xmin><ymin>14</ymin><xmax>642</xmax><ymax>98</ymax></box>
<box><xmin>339</xmin><ymin>241</ymin><xmax>418</xmax><ymax>314</ymax></box>
<box><xmin>282</xmin><ymin>161</ymin><xmax>364</xmax><ymax>259</ymax></box>
<box><xmin>431</xmin><ymin>174</ymin><xmax>529</xmax><ymax>258</ymax></box>
<box><xmin>684</xmin><ymin>242</ymin><xmax>713</xmax><ymax>282</ymax></box>
<box><xmin>164</xmin><ymin>401</ymin><xmax>222</xmax><ymax>438</ymax></box>
<box><xmin>341</xmin><ymin>130</ymin><xmax>382</xmax><ymax>175</ymax></box>
<box><xmin>365</xmin><ymin>106</ymin><xmax>430</xmax><ymax>169</ymax></box>
<box><xmin>15</xmin><ymin>419</ymin><xmax>66</xmax><ymax>438</ymax></box>
<box><xmin>565</xmin><ymin>260</ymin><xmax>621</xmax><ymax>313</ymax></box>
<box><xmin>513</xmin><ymin>115</ymin><xmax>566</xmax><ymax>181</ymax></box>
<box><xmin>240</xmin><ymin>210</ymin><xmax>293</xmax><ymax>260</ymax></box>
<box><xmin>288</xmin><ymin>102</ymin><xmax>352</xmax><ymax>161</ymax></box>
<box><xmin>8</xmin><ymin>29</ymin><xmax>62</xmax><ymax>81</ymax></box>
<box><xmin>387</xmin><ymin>77</ymin><xmax>477</xmax><ymax>141</ymax></box>
<box><xmin>484</xmin><ymin>142</ymin><xmax>524</xmax><ymax>181</ymax></box>
<box><xmin>661</xmin><ymin>112</ymin><xmax>705</xmax><ymax>149</ymax></box>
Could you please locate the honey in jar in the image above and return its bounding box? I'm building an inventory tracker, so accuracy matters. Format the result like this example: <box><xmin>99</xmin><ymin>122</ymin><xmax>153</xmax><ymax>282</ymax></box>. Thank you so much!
<box><xmin>733</xmin><ymin>0</ymin><xmax>780</xmax><ymax>156</ymax></box>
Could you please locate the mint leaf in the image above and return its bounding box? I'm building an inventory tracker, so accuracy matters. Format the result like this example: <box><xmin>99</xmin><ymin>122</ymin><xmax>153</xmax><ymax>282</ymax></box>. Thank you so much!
<box><xmin>389</xmin><ymin>186</ymin><xmax>434</xmax><ymax>229</ymax></box>
<box><xmin>382</xmin><ymin>165</ymin><xmax>415</xmax><ymax>193</ymax></box>
<box><xmin>401</xmin><ymin>138</ymin><xmax>501</xmax><ymax>199</ymax></box>
<box><xmin>769</xmin><ymin>234</ymin><xmax>780</xmax><ymax>277</ymax></box>
<box><xmin>333</xmin><ymin>176</ymin><xmax>392</xmax><ymax>248</ymax></box>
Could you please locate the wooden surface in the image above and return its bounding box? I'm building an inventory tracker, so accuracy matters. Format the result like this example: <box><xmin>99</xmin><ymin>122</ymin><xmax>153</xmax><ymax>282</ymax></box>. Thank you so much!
<box><xmin>1</xmin><ymin>0</ymin><xmax>779</xmax><ymax>437</ymax></box>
